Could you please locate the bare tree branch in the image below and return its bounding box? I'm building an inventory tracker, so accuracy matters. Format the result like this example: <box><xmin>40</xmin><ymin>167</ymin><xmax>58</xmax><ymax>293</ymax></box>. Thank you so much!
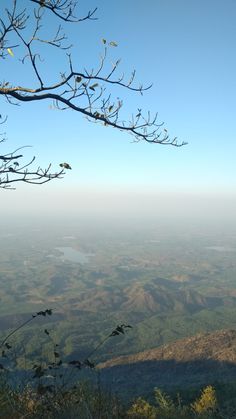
<box><xmin>30</xmin><ymin>0</ymin><xmax>98</xmax><ymax>23</ymax></box>
<box><xmin>0</xmin><ymin>135</ymin><xmax>65</xmax><ymax>189</ymax></box>
<box><xmin>0</xmin><ymin>0</ymin><xmax>186</xmax><ymax>188</ymax></box>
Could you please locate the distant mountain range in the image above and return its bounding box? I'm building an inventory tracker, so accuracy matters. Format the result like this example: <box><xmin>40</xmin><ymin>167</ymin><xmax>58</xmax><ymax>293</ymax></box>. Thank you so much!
<box><xmin>98</xmin><ymin>329</ymin><xmax>236</xmax><ymax>398</ymax></box>
<box><xmin>67</xmin><ymin>278</ymin><xmax>226</xmax><ymax>315</ymax></box>
<box><xmin>2</xmin><ymin>276</ymin><xmax>236</xmax><ymax>372</ymax></box>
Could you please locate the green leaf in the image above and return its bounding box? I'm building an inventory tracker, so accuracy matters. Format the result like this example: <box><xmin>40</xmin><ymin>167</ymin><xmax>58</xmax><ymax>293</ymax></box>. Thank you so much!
<box><xmin>89</xmin><ymin>83</ymin><xmax>99</xmax><ymax>91</ymax></box>
<box><xmin>46</xmin><ymin>309</ymin><xmax>53</xmax><ymax>315</ymax></box>
<box><xmin>5</xmin><ymin>343</ymin><xmax>11</xmax><ymax>349</ymax></box>
<box><xmin>7</xmin><ymin>48</ymin><xmax>14</xmax><ymax>57</ymax></box>
<box><xmin>60</xmin><ymin>162</ymin><xmax>72</xmax><ymax>170</ymax></box>
<box><xmin>109</xmin><ymin>41</ymin><xmax>118</xmax><ymax>47</ymax></box>
<box><xmin>84</xmin><ymin>359</ymin><xmax>95</xmax><ymax>368</ymax></box>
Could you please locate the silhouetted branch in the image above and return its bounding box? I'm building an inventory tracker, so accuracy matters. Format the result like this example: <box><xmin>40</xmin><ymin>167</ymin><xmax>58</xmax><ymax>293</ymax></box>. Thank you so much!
<box><xmin>0</xmin><ymin>0</ymin><xmax>186</xmax><ymax>148</ymax></box>
<box><xmin>0</xmin><ymin>141</ymin><xmax>65</xmax><ymax>189</ymax></box>
<box><xmin>0</xmin><ymin>309</ymin><xmax>53</xmax><ymax>349</ymax></box>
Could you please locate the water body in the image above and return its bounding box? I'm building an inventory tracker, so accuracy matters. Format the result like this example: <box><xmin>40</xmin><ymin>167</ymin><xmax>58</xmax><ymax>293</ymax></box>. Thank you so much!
<box><xmin>55</xmin><ymin>246</ymin><xmax>91</xmax><ymax>264</ymax></box>
<box><xmin>62</xmin><ymin>236</ymin><xmax>76</xmax><ymax>240</ymax></box>
<box><xmin>206</xmin><ymin>246</ymin><xmax>236</xmax><ymax>252</ymax></box>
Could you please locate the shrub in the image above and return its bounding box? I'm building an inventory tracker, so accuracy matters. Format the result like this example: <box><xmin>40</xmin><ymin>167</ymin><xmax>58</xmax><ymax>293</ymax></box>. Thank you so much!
<box><xmin>127</xmin><ymin>397</ymin><xmax>156</xmax><ymax>418</ymax></box>
<box><xmin>191</xmin><ymin>385</ymin><xmax>217</xmax><ymax>415</ymax></box>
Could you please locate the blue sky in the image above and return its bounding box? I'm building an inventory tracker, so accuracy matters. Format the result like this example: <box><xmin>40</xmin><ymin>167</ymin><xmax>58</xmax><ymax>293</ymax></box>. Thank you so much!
<box><xmin>1</xmin><ymin>0</ymin><xmax>236</xmax><ymax>221</ymax></box>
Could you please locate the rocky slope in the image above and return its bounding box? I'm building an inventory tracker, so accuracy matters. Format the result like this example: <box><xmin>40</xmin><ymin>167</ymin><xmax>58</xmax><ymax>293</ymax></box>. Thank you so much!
<box><xmin>98</xmin><ymin>329</ymin><xmax>236</xmax><ymax>398</ymax></box>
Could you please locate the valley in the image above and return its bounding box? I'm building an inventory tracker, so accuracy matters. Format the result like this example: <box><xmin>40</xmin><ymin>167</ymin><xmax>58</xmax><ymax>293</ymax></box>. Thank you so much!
<box><xmin>1</xmin><ymin>220</ymin><xmax>236</xmax><ymax>373</ymax></box>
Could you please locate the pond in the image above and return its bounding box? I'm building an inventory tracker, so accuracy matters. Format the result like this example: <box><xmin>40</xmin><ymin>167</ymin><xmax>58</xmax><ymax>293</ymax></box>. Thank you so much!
<box><xmin>205</xmin><ymin>246</ymin><xmax>236</xmax><ymax>252</ymax></box>
<box><xmin>55</xmin><ymin>246</ymin><xmax>91</xmax><ymax>264</ymax></box>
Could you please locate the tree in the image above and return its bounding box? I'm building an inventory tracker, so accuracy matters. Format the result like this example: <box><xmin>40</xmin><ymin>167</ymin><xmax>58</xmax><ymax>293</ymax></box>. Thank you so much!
<box><xmin>0</xmin><ymin>0</ymin><xmax>186</xmax><ymax>189</ymax></box>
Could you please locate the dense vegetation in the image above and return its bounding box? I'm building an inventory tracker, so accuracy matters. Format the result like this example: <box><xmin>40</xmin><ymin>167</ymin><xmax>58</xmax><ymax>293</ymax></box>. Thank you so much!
<box><xmin>2</xmin><ymin>380</ymin><xmax>236</xmax><ymax>418</ymax></box>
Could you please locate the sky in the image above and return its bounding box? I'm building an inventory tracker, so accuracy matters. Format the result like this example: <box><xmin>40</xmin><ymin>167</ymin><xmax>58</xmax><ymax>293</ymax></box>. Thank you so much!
<box><xmin>1</xmin><ymin>0</ymin><xmax>236</xmax><ymax>225</ymax></box>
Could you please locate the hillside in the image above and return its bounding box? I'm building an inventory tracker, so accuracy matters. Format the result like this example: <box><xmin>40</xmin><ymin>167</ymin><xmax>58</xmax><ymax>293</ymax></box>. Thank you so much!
<box><xmin>99</xmin><ymin>329</ymin><xmax>236</xmax><ymax>366</ymax></box>
<box><xmin>2</xmin><ymin>224</ymin><xmax>236</xmax><ymax>366</ymax></box>
<box><xmin>98</xmin><ymin>329</ymin><xmax>236</xmax><ymax>398</ymax></box>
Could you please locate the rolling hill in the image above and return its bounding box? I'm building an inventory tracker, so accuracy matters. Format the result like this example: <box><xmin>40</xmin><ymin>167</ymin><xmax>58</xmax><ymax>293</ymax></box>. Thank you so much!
<box><xmin>98</xmin><ymin>329</ymin><xmax>236</xmax><ymax>398</ymax></box>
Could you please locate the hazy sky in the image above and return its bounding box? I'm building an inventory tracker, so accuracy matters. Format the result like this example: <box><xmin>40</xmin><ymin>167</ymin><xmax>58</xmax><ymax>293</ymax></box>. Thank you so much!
<box><xmin>1</xmin><ymin>0</ymin><xmax>236</xmax><ymax>222</ymax></box>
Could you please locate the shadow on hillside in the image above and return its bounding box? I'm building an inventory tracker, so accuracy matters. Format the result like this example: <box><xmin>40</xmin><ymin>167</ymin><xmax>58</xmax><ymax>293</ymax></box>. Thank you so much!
<box><xmin>100</xmin><ymin>358</ymin><xmax>236</xmax><ymax>399</ymax></box>
<box><xmin>0</xmin><ymin>312</ymin><xmax>64</xmax><ymax>331</ymax></box>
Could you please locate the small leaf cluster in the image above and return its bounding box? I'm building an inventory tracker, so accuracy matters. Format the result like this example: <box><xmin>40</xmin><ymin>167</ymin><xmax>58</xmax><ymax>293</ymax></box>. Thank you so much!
<box><xmin>33</xmin><ymin>309</ymin><xmax>53</xmax><ymax>318</ymax></box>
<box><xmin>109</xmin><ymin>324</ymin><xmax>132</xmax><ymax>337</ymax></box>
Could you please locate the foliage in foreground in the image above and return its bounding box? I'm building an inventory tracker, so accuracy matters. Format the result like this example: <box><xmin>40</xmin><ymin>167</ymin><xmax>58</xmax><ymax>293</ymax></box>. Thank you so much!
<box><xmin>0</xmin><ymin>380</ymin><xmax>125</xmax><ymax>419</ymax></box>
<box><xmin>1</xmin><ymin>310</ymin><xmax>236</xmax><ymax>418</ymax></box>
<box><xmin>128</xmin><ymin>386</ymin><xmax>216</xmax><ymax>418</ymax></box>
<box><xmin>0</xmin><ymin>310</ymin><xmax>132</xmax><ymax>417</ymax></box>
<box><xmin>127</xmin><ymin>385</ymin><xmax>234</xmax><ymax>419</ymax></box>
<box><xmin>1</xmin><ymin>382</ymin><xmax>236</xmax><ymax>419</ymax></box>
